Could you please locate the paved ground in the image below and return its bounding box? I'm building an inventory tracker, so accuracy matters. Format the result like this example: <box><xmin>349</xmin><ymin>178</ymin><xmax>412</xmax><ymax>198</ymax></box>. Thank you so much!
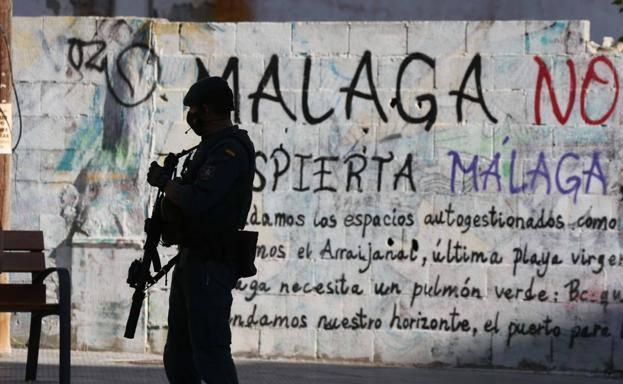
<box><xmin>0</xmin><ymin>349</ymin><xmax>621</xmax><ymax>384</ymax></box>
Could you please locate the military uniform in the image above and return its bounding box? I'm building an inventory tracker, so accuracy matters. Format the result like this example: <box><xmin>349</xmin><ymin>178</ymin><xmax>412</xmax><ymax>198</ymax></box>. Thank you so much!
<box><xmin>162</xmin><ymin>125</ymin><xmax>255</xmax><ymax>384</ymax></box>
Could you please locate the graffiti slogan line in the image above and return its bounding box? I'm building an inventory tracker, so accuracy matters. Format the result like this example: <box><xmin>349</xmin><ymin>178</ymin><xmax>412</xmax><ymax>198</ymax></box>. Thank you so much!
<box><xmin>67</xmin><ymin>38</ymin><xmax>161</xmax><ymax>107</ymax></box>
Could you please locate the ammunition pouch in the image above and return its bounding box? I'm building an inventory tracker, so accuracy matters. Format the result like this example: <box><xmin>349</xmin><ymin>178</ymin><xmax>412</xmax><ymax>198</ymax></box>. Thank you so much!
<box><xmin>159</xmin><ymin>196</ymin><xmax>186</xmax><ymax>247</ymax></box>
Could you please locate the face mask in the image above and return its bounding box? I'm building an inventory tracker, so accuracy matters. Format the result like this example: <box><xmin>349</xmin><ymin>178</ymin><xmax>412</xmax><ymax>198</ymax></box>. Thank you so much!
<box><xmin>186</xmin><ymin>110</ymin><xmax>204</xmax><ymax>130</ymax></box>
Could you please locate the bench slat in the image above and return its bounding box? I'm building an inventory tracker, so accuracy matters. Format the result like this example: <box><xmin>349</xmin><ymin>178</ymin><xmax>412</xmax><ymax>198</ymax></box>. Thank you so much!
<box><xmin>0</xmin><ymin>251</ymin><xmax>46</xmax><ymax>272</ymax></box>
<box><xmin>0</xmin><ymin>303</ymin><xmax>58</xmax><ymax>313</ymax></box>
<box><xmin>3</xmin><ymin>231</ymin><xmax>44</xmax><ymax>251</ymax></box>
<box><xmin>0</xmin><ymin>284</ymin><xmax>46</xmax><ymax>304</ymax></box>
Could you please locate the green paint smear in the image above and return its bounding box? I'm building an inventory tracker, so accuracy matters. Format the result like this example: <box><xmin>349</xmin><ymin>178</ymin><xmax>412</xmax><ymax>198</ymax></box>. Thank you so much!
<box><xmin>502</xmin><ymin>161</ymin><xmax>510</xmax><ymax>179</ymax></box>
<box><xmin>57</xmin><ymin>115</ymin><xmax>142</xmax><ymax>178</ymax></box>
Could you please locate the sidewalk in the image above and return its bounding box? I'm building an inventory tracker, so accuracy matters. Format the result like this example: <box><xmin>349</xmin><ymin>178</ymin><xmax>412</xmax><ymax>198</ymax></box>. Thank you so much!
<box><xmin>0</xmin><ymin>349</ymin><xmax>621</xmax><ymax>384</ymax></box>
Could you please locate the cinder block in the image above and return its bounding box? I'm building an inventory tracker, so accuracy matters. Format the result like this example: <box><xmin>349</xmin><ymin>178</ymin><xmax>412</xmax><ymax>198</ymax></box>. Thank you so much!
<box><xmin>148</xmin><ymin>327</ymin><xmax>168</xmax><ymax>354</ymax></box>
<box><xmin>158</xmin><ymin>55</ymin><xmax>199</xmax><ymax>90</ymax></box>
<box><xmin>9</xmin><ymin>312</ymin><xmax>32</xmax><ymax>345</ymax></box>
<box><xmin>71</xmin><ymin>245</ymin><xmax>147</xmax><ymax>352</ymax></box>
<box><xmin>236</xmin><ymin>22</ymin><xmax>291</xmax><ymax>56</ymax></box>
<box><xmin>374</xmin><ymin>110</ymin><xmax>435</xmax><ymax>158</ymax></box>
<box><xmin>342</xmin><ymin>296</ymin><xmax>398</xmax><ymax>330</ymax></box>
<box><xmin>153</xmin><ymin>120</ymin><xmax>200</xmax><ymax>155</ymax></box>
<box><xmin>40</xmin><ymin>213</ymin><xmax>69</xmax><ymax>250</ymax></box>
<box><xmin>526</xmin><ymin>87</ymin><xmax>581</xmax><ymax>126</ymax></box>
<box><xmin>467</xmin><ymin>21</ymin><xmax>525</xmax><ymax>55</ymax></box>
<box><xmin>490</xmin><ymin>300</ymin><xmax>615</xmax><ymax>369</ymax></box>
<box><xmin>568</xmin><ymin>198</ymin><xmax>620</xmax><ymax>234</ymax></box>
<box><xmin>492</xmin><ymin>56</ymin><xmax>546</xmax><ymax>91</ymax></box>
<box><xmin>231</xmin><ymin>328</ymin><xmax>260</xmax><ymax>356</ymax></box>
<box><xmin>434</xmin><ymin>123</ymin><xmax>493</xmax><ymax>160</ymax></box>
<box><xmin>12</xmin><ymin>18</ymin><xmax>47</xmax><ymax>82</ymax></box>
<box><xmin>41</xmin><ymin>83</ymin><xmax>101</xmax><ymax>117</ymax></box>
<box><xmin>371</xmin><ymin>256</ymin><xmax>428</xmax><ymax>298</ymax></box>
<box><xmin>10</xmin><ymin>181</ymin><xmax>42</xmax><ymax>229</ymax></box>
<box><xmin>45</xmin><ymin>118</ymin><xmax>105</xmax><ymax>180</ymax></box>
<box><xmin>378</xmin><ymin>56</ymin><xmax>435</xmax><ymax>91</ymax></box>
<box><xmin>254</xmin><ymin>259</ymin><xmax>314</xmax><ymax>294</ymax></box>
<box><xmin>349</xmin><ymin>22</ymin><xmax>406</xmax><ymax>57</ymax></box>
<box><xmin>13</xmin><ymin>82</ymin><xmax>42</xmax><ymax>116</ymax></box>
<box><xmin>511</xmin><ymin>231</ymin><xmax>581</xmax><ymax>277</ymax></box>
<box><xmin>293</xmin><ymin>22</ymin><xmax>349</xmax><ymax>56</ymax></box>
<box><xmin>286</xmin><ymin>295</ymin><xmax>344</xmax><ymax>329</ymax></box>
<box><xmin>19</xmin><ymin>116</ymin><xmax>67</xmax><ymax>150</ymax></box>
<box><xmin>289</xmin><ymin>224</ymin><xmax>347</xmax><ymax>260</ymax></box>
<box><xmin>240</xmin><ymin>89</ymin><xmax>298</xmax><ymax>126</ymax></box>
<box><xmin>492</xmin><ymin>123</ymin><xmax>554</xmax><ymax>160</ymax></box>
<box><xmin>291</xmin><ymin>55</ymin><xmax>378</xmax><ymax>94</ymax></box>
<box><xmin>153</xmin><ymin>21</ymin><xmax>181</xmax><ymax>53</ymax></box>
<box><xmin>436</xmin><ymin>55</ymin><xmax>494</xmax><ymax>91</ymax></box>
<box><xmin>148</xmin><ymin>288</ymin><xmax>170</xmax><ymax>327</ymax></box>
<box><xmin>180</xmin><ymin>23</ymin><xmax>236</xmax><ymax>56</ymax></box>
<box><xmin>209</xmin><ymin>55</ymin><xmax>266</xmax><ymax>91</ymax></box>
<box><xmin>552</xmin><ymin>125</ymin><xmax>615</xmax><ymax>157</ymax></box>
<box><xmin>407</xmin><ymin>21</ymin><xmax>466</xmax><ymax>56</ymax></box>
<box><xmin>427</xmin><ymin>263</ymin><xmax>487</xmax><ymax>299</ymax></box>
<box><xmin>581</xmin><ymin>90</ymin><xmax>620</xmax><ymax>126</ymax></box>
<box><xmin>275</xmin><ymin>57</ymin><xmax>305</xmax><ymax>92</ymax></box>
<box><xmin>551</xmin><ymin>55</ymin><xmax>590</xmax><ymax>90</ymax></box>
<box><xmin>317</xmin><ymin>329</ymin><xmax>373</xmax><ymax>361</ymax></box>
<box><xmin>463</xmin><ymin>90</ymin><xmax>527</xmax><ymax>125</ymax></box>
<box><xmin>554</xmin><ymin>334</ymin><xmax>612</xmax><ymax>371</ymax></box>
<box><xmin>525</xmin><ymin>21</ymin><xmax>589</xmax><ymax>55</ymax></box>
<box><xmin>230</xmin><ymin>295</ymin><xmax>288</xmax><ymax>328</ymax></box>
<box><xmin>259</xmin><ymin>328</ymin><xmax>316</xmax><ymax>358</ymax></box>
<box><xmin>373</xmin><ymin>330</ymin><xmax>431</xmax><ymax>364</ymax></box>
<box><xmin>154</xmin><ymin>90</ymin><xmax>183</xmax><ymax>122</ymax></box>
<box><xmin>297</xmin><ymin>93</ymin><xmax>372</xmax><ymax>141</ymax></box>
<box><xmin>313</xmin><ymin>260</ymin><xmax>372</xmax><ymax>295</ymax></box>
<box><xmin>13</xmin><ymin>149</ymin><xmax>41</xmax><ymax>181</ymax></box>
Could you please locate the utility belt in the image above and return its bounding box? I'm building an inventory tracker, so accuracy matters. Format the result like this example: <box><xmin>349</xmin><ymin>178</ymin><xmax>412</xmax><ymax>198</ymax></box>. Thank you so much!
<box><xmin>179</xmin><ymin>229</ymin><xmax>258</xmax><ymax>278</ymax></box>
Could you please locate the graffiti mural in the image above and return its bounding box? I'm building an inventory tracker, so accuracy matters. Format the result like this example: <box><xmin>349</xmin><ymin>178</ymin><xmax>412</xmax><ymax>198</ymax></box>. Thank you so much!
<box><xmin>57</xmin><ymin>19</ymin><xmax>158</xmax><ymax>241</ymax></box>
<box><xmin>9</xmin><ymin>17</ymin><xmax>623</xmax><ymax>370</ymax></box>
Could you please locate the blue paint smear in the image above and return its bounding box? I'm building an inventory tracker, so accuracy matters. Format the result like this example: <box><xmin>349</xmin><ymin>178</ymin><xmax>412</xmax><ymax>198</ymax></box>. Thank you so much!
<box><xmin>57</xmin><ymin>116</ymin><xmax>104</xmax><ymax>172</ymax></box>
<box><xmin>527</xmin><ymin>21</ymin><xmax>568</xmax><ymax>52</ymax></box>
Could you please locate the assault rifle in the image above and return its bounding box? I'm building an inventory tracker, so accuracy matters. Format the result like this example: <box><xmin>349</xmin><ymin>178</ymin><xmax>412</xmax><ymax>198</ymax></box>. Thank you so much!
<box><xmin>124</xmin><ymin>145</ymin><xmax>197</xmax><ymax>339</ymax></box>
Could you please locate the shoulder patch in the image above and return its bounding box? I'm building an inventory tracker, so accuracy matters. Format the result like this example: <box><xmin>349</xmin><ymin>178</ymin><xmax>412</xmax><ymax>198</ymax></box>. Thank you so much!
<box><xmin>199</xmin><ymin>165</ymin><xmax>216</xmax><ymax>181</ymax></box>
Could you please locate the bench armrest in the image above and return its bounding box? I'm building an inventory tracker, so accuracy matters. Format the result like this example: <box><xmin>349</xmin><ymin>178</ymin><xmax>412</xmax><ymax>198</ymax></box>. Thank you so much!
<box><xmin>33</xmin><ymin>268</ymin><xmax>71</xmax><ymax>306</ymax></box>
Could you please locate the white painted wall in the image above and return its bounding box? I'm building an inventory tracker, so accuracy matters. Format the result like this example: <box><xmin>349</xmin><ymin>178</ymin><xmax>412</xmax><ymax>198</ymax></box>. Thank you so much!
<box><xmin>7</xmin><ymin>16</ymin><xmax>623</xmax><ymax>372</ymax></box>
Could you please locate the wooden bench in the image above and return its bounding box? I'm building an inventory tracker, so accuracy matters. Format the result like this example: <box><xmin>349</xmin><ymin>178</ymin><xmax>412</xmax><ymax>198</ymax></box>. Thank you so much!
<box><xmin>0</xmin><ymin>230</ymin><xmax>71</xmax><ymax>384</ymax></box>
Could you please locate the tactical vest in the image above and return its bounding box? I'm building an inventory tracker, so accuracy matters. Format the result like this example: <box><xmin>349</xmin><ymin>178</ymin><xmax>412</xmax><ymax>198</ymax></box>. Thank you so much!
<box><xmin>161</xmin><ymin>127</ymin><xmax>255</xmax><ymax>247</ymax></box>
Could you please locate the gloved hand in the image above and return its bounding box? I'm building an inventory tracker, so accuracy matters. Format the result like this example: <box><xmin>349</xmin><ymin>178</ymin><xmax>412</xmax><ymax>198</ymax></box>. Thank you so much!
<box><xmin>147</xmin><ymin>161</ymin><xmax>169</xmax><ymax>189</ymax></box>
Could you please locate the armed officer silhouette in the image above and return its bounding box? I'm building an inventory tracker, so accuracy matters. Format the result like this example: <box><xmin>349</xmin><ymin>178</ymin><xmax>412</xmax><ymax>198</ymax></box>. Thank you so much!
<box><xmin>140</xmin><ymin>76</ymin><xmax>256</xmax><ymax>384</ymax></box>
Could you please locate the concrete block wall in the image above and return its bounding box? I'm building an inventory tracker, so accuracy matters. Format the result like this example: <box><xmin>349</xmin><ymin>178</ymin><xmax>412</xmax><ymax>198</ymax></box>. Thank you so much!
<box><xmin>8</xmin><ymin>17</ymin><xmax>623</xmax><ymax>372</ymax></box>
